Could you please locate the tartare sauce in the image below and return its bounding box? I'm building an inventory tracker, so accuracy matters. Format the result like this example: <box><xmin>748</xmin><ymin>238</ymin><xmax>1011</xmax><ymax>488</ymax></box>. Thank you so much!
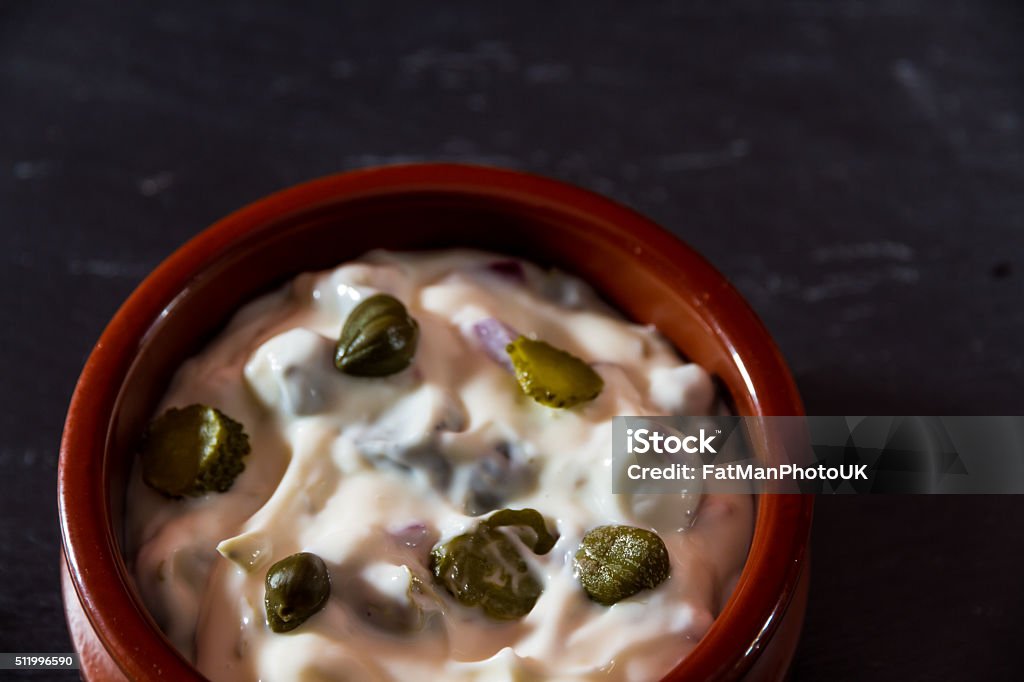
<box><xmin>125</xmin><ymin>249</ymin><xmax>752</xmax><ymax>681</ymax></box>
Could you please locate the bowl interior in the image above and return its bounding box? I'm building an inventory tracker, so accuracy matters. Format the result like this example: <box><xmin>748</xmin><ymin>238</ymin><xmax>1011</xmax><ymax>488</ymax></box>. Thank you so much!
<box><xmin>110</xmin><ymin>191</ymin><xmax>766</xmax><ymax>530</ymax></box>
<box><xmin>65</xmin><ymin>165</ymin><xmax>809</xmax><ymax>681</ymax></box>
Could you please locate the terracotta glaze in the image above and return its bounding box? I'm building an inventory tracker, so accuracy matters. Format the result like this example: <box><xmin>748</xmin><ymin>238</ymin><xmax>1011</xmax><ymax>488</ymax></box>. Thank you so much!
<box><xmin>58</xmin><ymin>164</ymin><xmax>812</xmax><ymax>681</ymax></box>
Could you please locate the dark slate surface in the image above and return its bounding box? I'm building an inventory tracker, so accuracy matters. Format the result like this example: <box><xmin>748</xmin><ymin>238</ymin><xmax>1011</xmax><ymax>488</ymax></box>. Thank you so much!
<box><xmin>1</xmin><ymin>1</ymin><xmax>1022</xmax><ymax>680</ymax></box>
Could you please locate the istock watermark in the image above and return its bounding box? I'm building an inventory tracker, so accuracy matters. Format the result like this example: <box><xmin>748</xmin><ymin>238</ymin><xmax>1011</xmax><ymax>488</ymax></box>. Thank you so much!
<box><xmin>613</xmin><ymin>416</ymin><xmax>1024</xmax><ymax>494</ymax></box>
<box><xmin>625</xmin><ymin>427</ymin><xmax>719</xmax><ymax>455</ymax></box>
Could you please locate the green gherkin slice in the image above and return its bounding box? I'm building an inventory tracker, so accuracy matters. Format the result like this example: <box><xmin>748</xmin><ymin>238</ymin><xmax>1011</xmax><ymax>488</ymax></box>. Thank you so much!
<box><xmin>264</xmin><ymin>552</ymin><xmax>331</xmax><ymax>633</ymax></box>
<box><xmin>334</xmin><ymin>293</ymin><xmax>419</xmax><ymax>377</ymax></box>
<box><xmin>574</xmin><ymin>525</ymin><xmax>671</xmax><ymax>606</ymax></box>
<box><xmin>141</xmin><ymin>404</ymin><xmax>250</xmax><ymax>497</ymax></box>
<box><xmin>505</xmin><ymin>336</ymin><xmax>603</xmax><ymax>408</ymax></box>
<box><xmin>430</xmin><ymin>508</ymin><xmax>558</xmax><ymax>621</ymax></box>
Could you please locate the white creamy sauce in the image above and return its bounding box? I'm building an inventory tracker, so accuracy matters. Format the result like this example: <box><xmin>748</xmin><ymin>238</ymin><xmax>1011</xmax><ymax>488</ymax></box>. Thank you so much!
<box><xmin>125</xmin><ymin>249</ymin><xmax>753</xmax><ymax>682</ymax></box>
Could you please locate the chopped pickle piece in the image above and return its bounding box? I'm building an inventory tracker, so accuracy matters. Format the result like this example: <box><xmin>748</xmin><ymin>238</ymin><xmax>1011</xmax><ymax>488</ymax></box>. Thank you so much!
<box><xmin>574</xmin><ymin>525</ymin><xmax>670</xmax><ymax>605</ymax></box>
<box><xmin>334</xmin><ymin>293</ymin><xmax>419</xmax><ymax>376</ymax></box>
<box><xmin>265</xmin><ymin>552</ymin><xmax>331</xmax><ymax>633</ymax></box>
<box><xmin>505</xmin><ymin>336</ymin><xmax>603</xmax><ymax>408</ymax></box>
<box><xmin>140</xmin><ymin>404</ymin><xmax>250</xmax><ymax>497</ymax></box>
<box><xmin>430</xmin><ymin>508</ymin><xmax>557</xmax><ymax>620</ymax></box>
<box><xmin>463</xmin><ymin>445</ymin><xmax>537</xmax><ymax>517</ymax></box>
<box><xmin>353</xmin><ymin>564</ymin><xmax>434</xmax><ymax>633</ymax></box>
<box><xmin>217</xmin><ymin>532</ymin><xmax>273</xmax><ymax>573</ymax></box>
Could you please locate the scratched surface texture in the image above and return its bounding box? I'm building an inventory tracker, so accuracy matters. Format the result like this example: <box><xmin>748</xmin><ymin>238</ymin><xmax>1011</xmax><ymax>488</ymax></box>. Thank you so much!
<box><xmin>1</xmin><ymin>1</ymin><xmax>1022</xmax><ymax>680</ymax></box>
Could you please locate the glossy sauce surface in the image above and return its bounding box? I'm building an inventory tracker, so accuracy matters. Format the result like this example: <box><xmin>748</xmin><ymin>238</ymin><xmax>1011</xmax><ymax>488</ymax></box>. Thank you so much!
<box><xmin>125</xmin><ymin>250</ymin><xmax>753</xmax><ymax>681</ymax></box>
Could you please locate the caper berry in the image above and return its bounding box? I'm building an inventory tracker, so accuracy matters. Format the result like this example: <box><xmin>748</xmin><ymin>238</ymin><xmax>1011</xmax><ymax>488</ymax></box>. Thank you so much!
<box><xmin>265</xmin><ymin>552</ymin><xmax>331</xmax><ymax>633</ymax></box>
<box><xmin>140</xmin><ymin>404</ymin><xmax>250</xmax><ymax>497</ymax></box>
<box><xmin>334</xmin><ymin>293</ymin><xmax>419</xmax><ymax>376</ymax></box>
<box><xmin>430</xmin><ymin>508</ymin><xmax>557</xmax><ymax>620</ymax></box>
<box><xmin>506</xmin><ymin>336</ymin><xmax>603</xmax><ymax>408</ymax></box>
<box><xmin>574</xmin><ymin>525</ymin><xmax>671</xmax><ymax>605</ymax></box>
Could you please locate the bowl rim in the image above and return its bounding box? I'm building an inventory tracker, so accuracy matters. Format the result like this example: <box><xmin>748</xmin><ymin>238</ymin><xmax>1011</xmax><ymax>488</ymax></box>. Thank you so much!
<box><xmin>58</xmin><ymin>162</ymin><xmax>812</xmax><ymax>681</ymax></box>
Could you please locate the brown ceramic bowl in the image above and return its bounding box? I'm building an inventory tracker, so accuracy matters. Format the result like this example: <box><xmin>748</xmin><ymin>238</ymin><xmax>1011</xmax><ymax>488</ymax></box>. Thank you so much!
<box><xmin>59</xmin><ymin>163</ymin><xmax>812</xmax><ymax>681</ymax></box>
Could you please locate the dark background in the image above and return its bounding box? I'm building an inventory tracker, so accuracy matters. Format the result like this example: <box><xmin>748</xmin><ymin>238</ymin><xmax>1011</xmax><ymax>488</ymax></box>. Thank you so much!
<box><xmin>2</xmin><ymin>1</ymin><xmax>1022</xmax><ymax>680</ymax></box>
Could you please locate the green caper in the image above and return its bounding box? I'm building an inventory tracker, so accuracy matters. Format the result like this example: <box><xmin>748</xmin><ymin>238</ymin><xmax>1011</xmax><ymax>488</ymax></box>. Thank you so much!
<box><xmin>483</xmin><ymin>508</ymin><xmax>558</xmax><ymax>555</ymax></box>
<box><xmin>505</xmin><ymin>336</ymin><xmax>603</xmax><ymax>408</ymax></box>
<box><xmin>430</xmin><ymin>508</ymin><xmax>557</xmax><ymax>620</ymax></box>
<box><xmin>265</xmin><ymin>552</ymin><xmax>331</xmax><ymax>633</ymax></box>
<box><xmin>140</xmin><ymin>404</ymin><xmax>250</xmax><ymax>497</ymax></box>
<box><xmin>334</xmin><ymin>293</ymin><xmax>419</xmax><ymax>377</ymax></box>
<box><xmin>574</xmin><ymin>525</ymin><xmax>671</xmax><ymax>605</ymax></box>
